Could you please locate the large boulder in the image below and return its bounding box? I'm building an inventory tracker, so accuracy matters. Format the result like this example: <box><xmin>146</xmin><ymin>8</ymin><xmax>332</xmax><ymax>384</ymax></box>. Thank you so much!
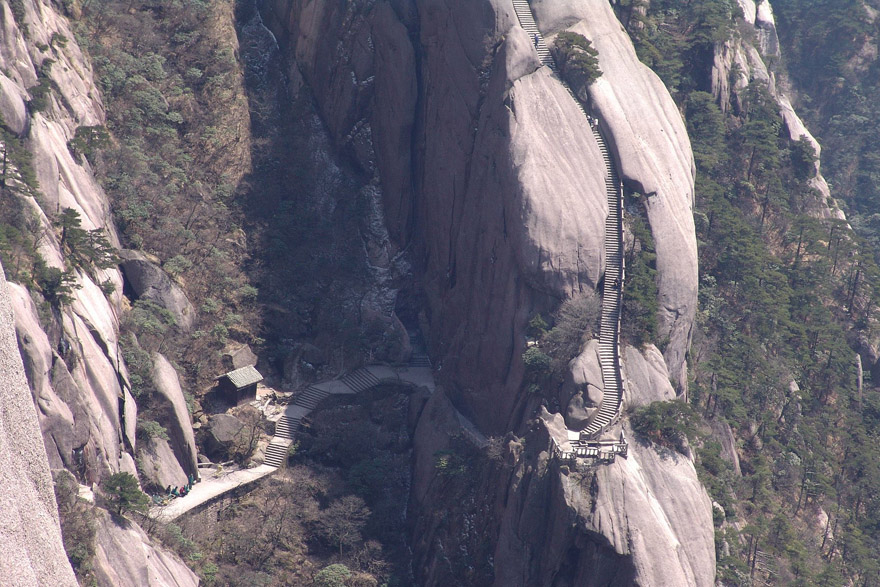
<box><xmin>0</xmin><ymin>265</ymin><xmax>78</xmax><ymax>586</ymax></box>
<box><xmin>151</xmin><ymin>353</ymin><xmax>198</xmax><ymax>477</ymax></box>
<box><xmin>92</xmin><ymin>509</ymin><xmax>198</xmax><ymax>587</ymax></box>
<box><xmin>118</xmin><ymin>250</ymin><xmax>196</xmax><ymax>331</ymax></box>
<box><xmin>561</xmin><ymin>338</ymin><xmax>603</xmax><ymax>428</ymax></box>
<box><xmin>222</xmin><ymin>343</ymin><xmax>258</xmax><ymax>371</ymax></box>
<box><xmin>136</xmin><ymin>434</ymin><xmax>188</xmax><ymax>491</ymax></box>
<box><xmin>203</xmin><ymin>413</ymin><xmax>245</xmax><ymax>461</ymax></box>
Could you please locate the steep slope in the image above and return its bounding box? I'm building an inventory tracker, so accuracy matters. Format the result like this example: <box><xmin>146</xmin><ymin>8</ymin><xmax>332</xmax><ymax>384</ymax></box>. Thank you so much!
<box><xmin>533</xmin><ymin>0</ymin><xmax>699</xmax><ymax>392</ymax></box>
<box><xmin>264</xmin><ymin>0</ymin><xmax>711</xmax><ymax>584</ymax></box>
<box><xmin>0</xmin><ymin>0</ymin><xmax>205</xmax><ymax>582</ymax></box>
<box><xmin>0</xmin><ymin>262</ymin><xmax>76</xmax><ymax>587</ymax></box>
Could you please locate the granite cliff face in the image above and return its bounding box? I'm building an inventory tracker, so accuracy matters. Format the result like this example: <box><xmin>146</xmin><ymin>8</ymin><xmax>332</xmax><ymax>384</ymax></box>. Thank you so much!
<box><xmin>714</xmin><ymin>0</ymin><xmax>842</xmax><ymax>220</ymax></box>
<box><xmin>0</xmin><ymin>0</ymin><xmax>198</xmax><ymax>581</ymax></box>
<box><xmin>265</xmin><ymin>0</ymin><xmax>710</xmax><ymax>584</ymax></box>
<box><xmin>0</xmin><ymin>263</ymin><xmax>77</xmax><ymax>587</ymax></box>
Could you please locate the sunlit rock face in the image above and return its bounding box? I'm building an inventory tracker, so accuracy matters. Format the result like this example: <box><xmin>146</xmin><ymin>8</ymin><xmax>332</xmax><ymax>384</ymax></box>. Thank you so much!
<box><xmin>0</xmin><ymin>264</ymin><xmax>77</xmax><ymax>587</ymax></box>
<box><xmin>717</xmin><ymin>0</ymin><xmax>840</xmax><ymax>219</ymax></box>
<box><xmin>265</xmin><ymin>0</ymin><xmax>711</xmax><ymax>583</ymax></box>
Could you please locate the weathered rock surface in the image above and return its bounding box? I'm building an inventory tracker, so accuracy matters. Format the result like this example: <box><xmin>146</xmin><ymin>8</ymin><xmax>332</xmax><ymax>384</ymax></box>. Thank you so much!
<box><xmin>92</xmin><ymin>509</ymin><xmax>198</xmax><ymax>587</ymax></box>
<box><xmin>269</xmin><ymin>0</ymin><xmax>713</xmax><ymax>584</ymax></box>
<box><xmin>561</xmin><ymin>338</ymin><xmax>603</xmax><ymax>428</ymax></box>
<box><xmin>2</xmin><ymin>0</ymin><xmax>138</xmax><ymax>489</ymax></box>
<box><xmin>118</xmin><ymin>250</ymin><xmax>196</xmax><ymax>331</ymax></box>
<box><xmin>411</xmin><ymin>393</ymin><xmax>714</xmax><ymax>586</ymax></box>
<box><xmin>0</xmin><ymin>73</ymin><xmax>28</xmax><ymax>135</ymax></box>
<box><xmin>137</xmin><ymin>435</ymin><xmax>188</xmax><ymax>491</ymax></box>
<box><xmin>11</xmin><ymin>281</ymin><xmax>130</xmax><ymax>483</ymax></box>
<box><xmin>589</xmin><ymin>427</ymin><xmax>716</xmax><ymax>586</ymax></box>
<box><xmin>223</xmin><ymin>343</ymin><xmax>258</xmax><ymax>371</ymax></box>
<box><xmin>623</xmin><ymin>343</ymin><xmax>676</xmax><ymax>408</ymax></box>
<box><xmin>550</xmin><ymin>0</ymin><xmax>698</xmax><ymax>392</ymax></box>
<box><xmin>716</xmin><ymin>0</ymin><xmax>843</xmax><ymax>220</ymax></box>
<box><xmin>203</xmin><ymin>413</ymin><xmax>244</xmax><ymax>460</ymax></box>
<box><xmin>151</xmin><ymin>353</ymin><xmax>199</xmax><ymax>477</ymax></box>
<box><xmin>265</xmin><ymin>0</ymin><xmax>611</xmax><ymax>433</ymax></box>
<box><xmin>0</xmin><ymin>264</ymin><xmax>77</xmax><ymax>587</ymax></box>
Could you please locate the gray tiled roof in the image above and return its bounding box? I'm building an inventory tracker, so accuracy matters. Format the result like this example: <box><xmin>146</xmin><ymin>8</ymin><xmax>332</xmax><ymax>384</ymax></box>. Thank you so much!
<box><xmin>223</xmin><ymin>365</ymin><xmax>263</xmax><ymax>389</ymax></box>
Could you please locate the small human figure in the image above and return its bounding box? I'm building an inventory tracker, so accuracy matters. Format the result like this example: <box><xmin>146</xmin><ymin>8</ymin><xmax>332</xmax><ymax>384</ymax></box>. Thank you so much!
<box><xmin>533</xmin><ymin>34</ymin><xmax>539</xmax><ymax>48</ymax></box>
<box><xmin>171</xmin><ymin>486</ymin><xmax>179</xmax><ymax>497</ymax></box>
<box><xmin>613</xmin><ymin>277</ymin><xmax>621</xmax><ymax>289</ymax></box>
<box><xmin>166</xmin><ymin>485</ymin><xmax>172</xmax><ymax>495</ymax></box>
<box><xmin>188</xmin><ymin>473</ymin><xmax>195</xmax><ymax>486</ymax></box>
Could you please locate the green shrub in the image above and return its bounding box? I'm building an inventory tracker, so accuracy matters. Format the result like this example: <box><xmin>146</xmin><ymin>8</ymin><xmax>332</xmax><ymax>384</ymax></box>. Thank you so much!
<box><xmin>434</xmin><ymin>449</ymin><xmax>468</xmax><ymax>478</ymax></box>
<box><xmin>553</xmin><ymin>32</ymin><xmax>602</xmax><ymax>87</ymax></box>
<box><xmin>622</xmin><ymin>215</ymin><xmax>658</xmax><ymax>346</ymax></box>
<box><xmin>630</xmin><ymin>400</ymin><xmax>701</xmax><ymax>454</ymax></box>
<box><xmin>67</xmin><ymin>125</ymin><xmax>110</xmax><ymax>165</ymax></box>
<box><xmin>542</xmin><ymin>291</ymin><xmax>600</xmax><ymax>368</ymax></box>
<box><xmin>33</xmin><ymin>257</ymin><xmax>79</xmax><ymax>306</ymax></box>
<box><xmin>522</xmin><ymin>346</ymin><xmax>551</xmax><ymax>374</ymax></box>
<box><xmin>136</xmin><ymin>419</ymin><xmax>169</xmax><ymax>442</ymax></box>
<box><xmin>102</xmin><ymin>472</ymin><xmax>149</xmax><ymax>516</ymax></box>
<box><xmin>313</xmin><ymin>564</ymin><xmax>351</xmax><ymax>587</ymax></box>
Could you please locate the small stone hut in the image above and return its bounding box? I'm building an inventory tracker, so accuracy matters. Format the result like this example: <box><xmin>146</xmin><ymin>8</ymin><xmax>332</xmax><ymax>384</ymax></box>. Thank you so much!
<box><xmin>216</xmin><ymin>365</ymin><xmax>263</xmax><ymax>405</ymax></box>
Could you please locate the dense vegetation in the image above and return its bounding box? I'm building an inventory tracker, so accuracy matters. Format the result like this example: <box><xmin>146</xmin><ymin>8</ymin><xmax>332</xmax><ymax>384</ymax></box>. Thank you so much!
<box><xmin>172</xmin><ymin>385</ymin><xmax>416</xmax><ymax>586</ymax></box>
<box><xmin>552</xmin><ymin>31</ymin><xmax>603</xmax><ymax>88</ymax></box>
<box><xmin>617</xmin><ymin>0</ymin><xmax>880</xmax><ymax>583</ymax></box>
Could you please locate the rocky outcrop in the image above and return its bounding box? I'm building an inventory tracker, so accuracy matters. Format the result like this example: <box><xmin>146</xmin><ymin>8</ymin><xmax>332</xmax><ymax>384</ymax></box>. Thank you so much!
<box><xmin>717</xmin><ymin>0</ymin><xmax>843</xmax><ymax>220</ymax></box>
<box><xmin>137</xmin><ymin>435</ymin><xmax>188</xmax><ymax>491</ymax></box>
<box><xmin>267</xmin><ymin>0</ymin><xmax>712</xmax><ymax>583</ymax></box>
<box><xmin>623</xmin><ymin>343</ymin><xmax>676</xmax><ymax>408</ymax></box>
<box><xmin>411</xmin><ymin>391</ymin><xmax>714</xmax><ymax>586</ymax></box>
<box><xmin>203</xmin><ymin>413</ymin><xmax>244</xmax><ymax>461</ymax></box>
<box><xmin>0</xmin><ymin>264</ymin><xmax>78</xmax><ymax>586</ymax></box>
<box><xmin>534</xmin><ymin>0</ymin><xmax>699</xmax><ymax>393</ymax></box>
<box><xmin>1</xmin><ymin>0</ymin><xmax>139</xmax><ymax>488</ymax></box>
<box><xmin>151</xmin><ymin>353</ymin><xmax>199</xmax><ymax>477</ymax></box>
<box><xmin>118</xmin><ymin>250</ymin><xmax>196</xmax><ymax>331</ymax></box>
<box><xmin>92</xmin><ymin>509</ymin><xmax>198</xmax><ymax>587</ymax></box>
<box><xmin>561</xmin><ymin>338</ymin><xmax>603</xmax><ymax>428</ymax></box>
<box><xmin>265</xmin><ymin>0</ymin><xmax>613</xmax><ymax>432</ymax></box>
<box><xmin>11</xmin><ymin>281</ymin><xmax>132</xmax><ymax>483</ymax></box>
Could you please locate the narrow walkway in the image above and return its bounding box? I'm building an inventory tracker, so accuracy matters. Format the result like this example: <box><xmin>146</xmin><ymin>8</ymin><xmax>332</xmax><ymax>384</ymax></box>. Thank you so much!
<box><xmin>511</xmin><ymin>1</ymin><xmax>627</xmax><ymax>455</ymax></box>
<box><xmin>151</xmin><ymin>346</ymin><xmax>436</xmax><ymax>520</ymax></box>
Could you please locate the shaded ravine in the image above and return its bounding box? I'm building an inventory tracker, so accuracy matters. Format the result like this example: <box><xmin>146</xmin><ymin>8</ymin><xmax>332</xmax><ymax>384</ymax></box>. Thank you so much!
<box><xmin>151</xmin><ymin>352</ymin><xmax>436</xmax><ymax>520</ymax></box>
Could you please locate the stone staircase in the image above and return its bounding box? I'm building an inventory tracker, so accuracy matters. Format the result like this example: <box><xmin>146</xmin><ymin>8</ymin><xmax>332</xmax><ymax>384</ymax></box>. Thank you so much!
<box><xmin>292</xmin><ymin>385</ymin><xmax>330</xmax><ymax>410</ymax></box>
<box><xmin>581</xmin><ymin>124</ymin><xmax>625</xmax><ymax>439</ymax></box>
<box><xmin>262</xmin><ymin>339</ymin><xmax>434</xmax><ymax>468</ymax></box>
<box><xmin>341</xmin><ymin>369</ymin><xmax>381</xmax><ymax>394</ymax></box>
<box><xmin>511</xmin><ymin>0</ymin><xmax>627</xmax><ymax>450</ymax></box>
<box><xmin>511</xmin><ymin>0</ymin><xmax>556</xmax><ymax>70</ymax></box>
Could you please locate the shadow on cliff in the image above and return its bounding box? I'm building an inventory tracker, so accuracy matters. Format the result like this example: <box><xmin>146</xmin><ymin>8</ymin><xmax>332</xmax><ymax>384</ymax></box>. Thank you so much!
<box><xmin>230</xmin><ymin>0</ymin><xmax>393</xmax><ymax>383</ymax></box>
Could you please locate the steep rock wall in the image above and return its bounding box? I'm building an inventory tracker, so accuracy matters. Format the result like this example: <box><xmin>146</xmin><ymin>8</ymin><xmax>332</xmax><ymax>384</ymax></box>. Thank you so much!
<box><xmin>1</xmin><ymin>0</ymin><xmax>199</xmax><ymax>582</ymax></box>
<box><xmin>0</xmin><ymin>0</ymin><xmax>198</xmax><ymax>484</ymax></box>
<box><xmin>266</xmin><ymin>0</ymin><xmax>711</xmax><ymax>583</ymax></box>
<box><xmin>716</xmin><ymin>0</ymin><xmax>843</xmax><ymax>220</ymax></box>
<box><xmin>265</xmin><ymin>0</ymin><xmax>611</xmax><ymax>433</ymax></box>
<box><xmin>0</xmin><ymin>263</ymin><xmax>77</xmax><ymax>586</ymax></box>
<box><xmin>410</xmin><ymin>394</ymin><xmax>714</xmax><ymax>586</ymax></box>
<box><xmin>531</xmin><ymin>0</ymin><xmax>699</xmax><ymax>391</ymax></box>
<box><xmin>1</xmin><ymin>0</ymin><xmax>134</xmax><ymax>484</ymax></box>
